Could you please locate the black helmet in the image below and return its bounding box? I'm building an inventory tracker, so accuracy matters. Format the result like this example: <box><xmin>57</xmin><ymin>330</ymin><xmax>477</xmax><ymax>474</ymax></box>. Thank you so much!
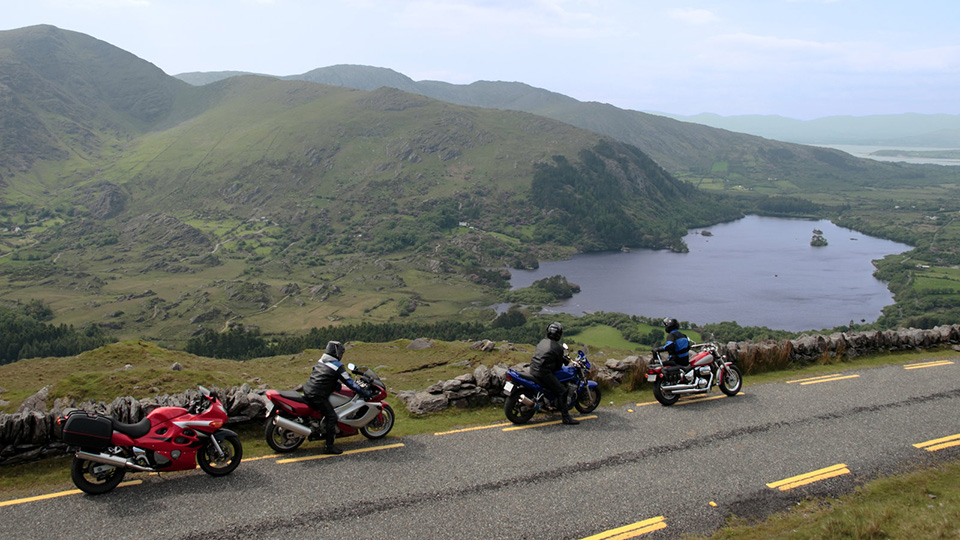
<box><xmin>663</xmin><ymin>318</ymin><xmax>679</xmax><ymax>333</ymax></box>
<box><xmin>325</xmin><ymin>340</ymin><xmax>345</xmax><ymax>360</ymax></box>
<box><xmin>546</xmin><ymin>321</ymin><xmax>563</xmax><ymax>341</ymax></box>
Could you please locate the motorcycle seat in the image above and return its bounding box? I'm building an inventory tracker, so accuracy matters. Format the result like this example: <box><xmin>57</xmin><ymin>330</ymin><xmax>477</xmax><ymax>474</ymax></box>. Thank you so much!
<box><xmin>111</xmin><ymin>417</ymin><xmax>151</xmax><ymax>439</ymax></box>
<box><xmin>278</xmin><ymin>390</ymin><xmax>308</xmax><ymax>403</ymax></box>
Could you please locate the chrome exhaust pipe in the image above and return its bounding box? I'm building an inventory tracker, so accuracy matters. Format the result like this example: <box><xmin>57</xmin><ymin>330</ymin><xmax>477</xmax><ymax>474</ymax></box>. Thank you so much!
<box><xmin>75</xmin><ymin>450</ymin><xmax>153</xmax><ymax>472</ymax></box>
<box><xmin>518</xmin><ymin>395</ymin><xmax>536</xmax><ymax>407</ymax></box>
<box><xmin>273</xmin><ymin>415</ymin><xmax>312</xmax><ymax>437</ymax></box>
<box><xmin>661</xmin><ymin>382</ymin><xmax>697</xmax><ymax>392</ymax></box>
<box><xmin>662</xmin><ymin>373</ymin><xmax>715</xmax><ymax>394</ymax></box>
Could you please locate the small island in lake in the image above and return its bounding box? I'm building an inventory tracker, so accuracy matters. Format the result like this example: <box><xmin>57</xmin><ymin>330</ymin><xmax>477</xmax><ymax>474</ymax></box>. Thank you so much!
<box><xmin>810</xmin><ymin>233</ymin><xmax>828</xmax><ymax>247</ymax></box>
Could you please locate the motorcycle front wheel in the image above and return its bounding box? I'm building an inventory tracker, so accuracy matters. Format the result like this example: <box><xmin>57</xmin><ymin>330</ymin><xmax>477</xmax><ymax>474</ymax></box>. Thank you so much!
<box><xmin>504</xmin><ymin>389</ymin><xmax>537</xmax><ymax>424</ymax></box>
<box><xmin>198</xmin><ymin>434</ymin><xmax>242</xmax><ymax>476</ymax></box>
<box><xmin>360</xmin><ymin>404</ymin><xmax>395</xmax><ymax>439</ymax></box>
<box><xmin>719</xmin><ymin>364</ymin><xmax>743</xmax><ymax>396</ymax></box>
<box><xmin>574</xmin><ymin>385</ymin><xmax>601</xmax><ymax>413</ymax></box>
<box><xmin>653</xmin><ymin>380</ymin><xmax>680</xmax><ymax>406</ymax></box>
<box><xmin>264</xmin><ymin>416</ymin><xmax>306</xmax><ymax>453</ymax></box>
<box><xmin>70</xmin><ymin>452</ymin><xmax>127</xmax><ymax>495</ymax></box>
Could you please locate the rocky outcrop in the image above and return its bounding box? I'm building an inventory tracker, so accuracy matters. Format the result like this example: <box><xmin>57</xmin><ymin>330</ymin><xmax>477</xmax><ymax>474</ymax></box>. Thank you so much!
<box><xmin>396</xmin><ymin>363</ymin><xmax>510</xmax><ymax>415</ymax></box>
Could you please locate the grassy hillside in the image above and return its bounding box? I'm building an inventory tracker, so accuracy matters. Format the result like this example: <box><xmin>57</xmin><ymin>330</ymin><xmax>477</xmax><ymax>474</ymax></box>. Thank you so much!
<box><xmin>0</xmin><ymin>26</ymin><xmax>749</xmax><ymax>346</ymax></box>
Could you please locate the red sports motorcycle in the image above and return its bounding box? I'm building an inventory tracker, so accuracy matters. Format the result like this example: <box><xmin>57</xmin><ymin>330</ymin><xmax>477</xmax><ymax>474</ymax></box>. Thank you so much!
<box><xmin>646</xmin><ymin>342</ymin><xmax>743</xmax><ymax>406</ymax></box>
<box><xmin>264</xmin><ymin>363</ymin><xmax>394</xmax><ymax>452</ymax></box>
<box><xmin>58</xmin><ymin>386</ymin><xmax>242</xmax><ymax>494</ymax></box>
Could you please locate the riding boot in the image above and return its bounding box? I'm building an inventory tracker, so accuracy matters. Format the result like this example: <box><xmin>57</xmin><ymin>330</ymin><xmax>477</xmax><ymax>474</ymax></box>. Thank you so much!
<box><xmin>561</xmin><ymin>411</ymin><xmax>579</xmax><ymax>425</ymax></box>
<box><xmin>322</xmin><ymin>426</ymin><xmax>342</xmax><ymax>455</ymax></box>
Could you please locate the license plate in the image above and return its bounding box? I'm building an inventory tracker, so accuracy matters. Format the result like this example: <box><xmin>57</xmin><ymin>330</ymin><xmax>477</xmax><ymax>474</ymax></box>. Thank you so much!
<box><xmin>503</xmin><ymin>381</ymin><xmax>514</xmax><ymax>394</ymax></box>
<box><xmin>647</xmin><ymin>374</ymin><xmax>657</xmax><ymax>382</ymax></box>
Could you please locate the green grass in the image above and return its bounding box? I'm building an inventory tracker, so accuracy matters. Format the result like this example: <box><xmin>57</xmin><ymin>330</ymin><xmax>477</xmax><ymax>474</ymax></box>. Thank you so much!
<box><xmin>697</xmin><ymin>460</ymin><xmax>960</xmax><ymax>539</ymax></box>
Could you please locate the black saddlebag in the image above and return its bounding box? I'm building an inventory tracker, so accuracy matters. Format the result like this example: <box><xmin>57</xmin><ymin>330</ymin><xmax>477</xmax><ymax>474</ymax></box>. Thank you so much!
<box><xmin>61</xmin><ymin>412</ymin><xmax>113</xmax><ymax>449</ymax></box>
<box><xmin>662</xmin><ymin>365</ymin><xmax>683</xmax><ymax>384</ymax></box>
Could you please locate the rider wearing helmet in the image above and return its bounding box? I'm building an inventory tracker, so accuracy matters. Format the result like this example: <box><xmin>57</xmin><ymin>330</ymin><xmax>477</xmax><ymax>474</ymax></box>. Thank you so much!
<box><xmin>303</xmin><ymin>341</ymin><xmax>371</xmax><ymax>454</ymax></box>
<box><xmin>655</xmin><ymin>318</ymin><xmax>692</xmax><ymax>381</ymax></box>
<box><xmin>529</xmin><ymin>322</ymin><xmax>579</xmax><ymax>425</ymax></box>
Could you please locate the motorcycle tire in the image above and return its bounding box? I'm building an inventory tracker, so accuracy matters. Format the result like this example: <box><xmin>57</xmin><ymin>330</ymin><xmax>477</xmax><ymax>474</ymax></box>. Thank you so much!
<box><xmin>264</xmin><ymin>415</ymin><xmax>306</xmax><ymax>453</ymax></box>
<box><xmin>719</xmin><ymin>364</ymin><xmax>743</xmax><ymax>396</ymax></box>
<box><xmin>504</xmin><ymin>388</ymin><xmax>537</xmax><ymax>424</ymax></box>
<box><xmin>198</xmin><ymin>434</ymin><xmax>243</xmax><ymax>476</ymax></box>
<box><xmin>652</xmin><ymin>380</ymin><xmax>680</xmax><ymax>406</ymax></box>
<box><xmin>574</xmin><ymin>385</ymin><xmax>602</xmax><ymax>414</ymax></box>
<box><xmin>70</xmin><ymin>452</ymin><xmax>128</xmax><ymax>495</ymax></box>
<box><xmin>360</xmin><ymin>404</ymin><xmax>395</xmax><ymax>440</ymax></box>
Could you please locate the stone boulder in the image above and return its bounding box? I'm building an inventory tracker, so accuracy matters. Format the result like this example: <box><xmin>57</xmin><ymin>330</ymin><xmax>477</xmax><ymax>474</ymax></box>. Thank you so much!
<box><xmin>396</xmin><ymin>391</ymin><xmax>449</xmax><ymax>415</ymax></box>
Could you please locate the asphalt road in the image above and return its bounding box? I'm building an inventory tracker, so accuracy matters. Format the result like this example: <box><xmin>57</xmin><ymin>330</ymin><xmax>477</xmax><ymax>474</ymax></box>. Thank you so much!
<box><xmin>2</xmin><ymin>357</ymin><xmax>959</xmax><ymax>540</ymax></box>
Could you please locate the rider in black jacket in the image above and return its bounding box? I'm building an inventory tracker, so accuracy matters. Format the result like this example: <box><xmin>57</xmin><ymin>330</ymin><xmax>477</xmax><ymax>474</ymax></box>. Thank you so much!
<box><xmin>529</xmin><ymin>322</ymin><xmax>579</xmax><ymax>425</ymax></box>
<box><xmin>303</xmin><ymin>341</ymin><xmax>370</xmax><ymax>454</ymax></box>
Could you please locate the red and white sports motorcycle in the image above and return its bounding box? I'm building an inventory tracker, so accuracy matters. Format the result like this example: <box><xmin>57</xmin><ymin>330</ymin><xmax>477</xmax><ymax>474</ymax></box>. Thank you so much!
<box><xmin>646</xmin><ymin>342</ymin><xmax>743</xmax><ymax>406</ymax></box>
<box><xmin>58</xmin><ymin>386</ymin><xmax>242</xmax><ymax>494</ymax></box>
<box><xmin>263</xmin><ymin>363</ymin><xmax>395</xmax><ymax>452</ymax></box>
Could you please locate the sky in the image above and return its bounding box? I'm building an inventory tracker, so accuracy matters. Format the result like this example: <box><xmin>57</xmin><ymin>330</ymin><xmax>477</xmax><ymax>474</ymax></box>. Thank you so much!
<box><xmin>3</xmin><ymin>0</ymin><xmax>959</xmax><ymax>120</ymax></box>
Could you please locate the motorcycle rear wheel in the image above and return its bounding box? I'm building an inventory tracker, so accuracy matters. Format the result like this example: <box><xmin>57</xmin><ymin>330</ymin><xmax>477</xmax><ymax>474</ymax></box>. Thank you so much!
<box><xmin>653</xmin><ymin>380</ymin><xmax>680</xmax><ymax>406</ymax></box>
<box><xmin>70</xmin><ymin>452</ymin><xmax>127</xmax><ymax>495</ymax></box>
<box><xmin>264</xmin><ymin>416</ymin><xmax>306</xmax><ymax>453</ymax></box>
<box><xmin>719</xmin><ymin>364</ymin><xmax>743</xmax><ymax>396</ymax></box>
<box><xmin>574</xmin><ymin>385</ymin><xmax>602</xmax><ymax>413</ymax></box>
<box><xmin>198</xmin><ymin>434</ymin><xmax>243</xmax><ymax>476</ymax></box>
<box><xmin>504</xmin><ymin>389</ymin><xmax>536</xmax><ymax>424</ymax></box>
<box><xmin>360</xmin><ymin>404</ymin><xmax>395</xmax><ymax>439</ymax></box>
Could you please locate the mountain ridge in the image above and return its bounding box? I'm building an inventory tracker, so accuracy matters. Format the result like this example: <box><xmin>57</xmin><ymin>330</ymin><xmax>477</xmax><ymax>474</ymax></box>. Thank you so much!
<box><xmin>175</xmin><ymin>65</ymin><xmax>960</xmax><ymax>148</ymax></box>
<box><xmin>1</xmin><ymin>26</ymin><xmax>749</xmax><ymax>342</ymax></box>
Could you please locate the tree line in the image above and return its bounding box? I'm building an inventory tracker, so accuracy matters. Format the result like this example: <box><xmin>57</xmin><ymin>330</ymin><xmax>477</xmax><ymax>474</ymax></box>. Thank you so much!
<box><xmin>0</xmin><ymin>301</ymin><xmax>112</xmax><ymax>365</ymax></box>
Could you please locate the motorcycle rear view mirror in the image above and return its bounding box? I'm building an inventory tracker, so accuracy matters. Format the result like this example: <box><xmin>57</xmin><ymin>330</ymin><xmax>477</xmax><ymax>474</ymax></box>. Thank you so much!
<box><xmin>347</xmin><ymin>362</ymin><xmax>357</xmax><ymax>372</ymax></box>
<box><xmin>562</xmin><ymin>343</ymin><xmax>569</xmax><ymax>351</ymax></box>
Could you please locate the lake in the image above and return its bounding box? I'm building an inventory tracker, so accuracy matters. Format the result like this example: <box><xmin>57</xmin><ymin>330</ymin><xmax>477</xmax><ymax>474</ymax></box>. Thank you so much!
<box><xmin>817</xmin><ymin>144</ymin><xmax>960</xmax><ymax>167</ymax></box>
<box><xmin>507</xmin><ymin>216</ymin><xmax>912</xmax><ymax>332</ymax></box>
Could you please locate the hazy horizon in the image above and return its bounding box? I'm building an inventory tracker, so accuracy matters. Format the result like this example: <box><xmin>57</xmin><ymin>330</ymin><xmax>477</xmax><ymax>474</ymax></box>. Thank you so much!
<box><xmin>5</xmin><ymin>1</ymin><xmax>960</xmax><ymax>120</ymax></box>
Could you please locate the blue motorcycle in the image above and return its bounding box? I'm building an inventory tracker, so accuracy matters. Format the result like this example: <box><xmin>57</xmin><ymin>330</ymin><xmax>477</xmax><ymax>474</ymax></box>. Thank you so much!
<box><xmin>502</xmin><ymin>346</ymin><xmax>602</xmax><ymax>424</ymax></box>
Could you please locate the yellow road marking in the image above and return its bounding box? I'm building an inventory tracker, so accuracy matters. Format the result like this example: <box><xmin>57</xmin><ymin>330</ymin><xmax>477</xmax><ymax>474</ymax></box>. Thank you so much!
<box><xmin>676</xmin><ymin>392</ymin><xmax>744</xmax><ymax>405</ymax></box>
<box><xmin>581</xmin><ymin>516</ymin><xmax>667</xmax><ymax>540</ymax></box>
<box><xmin>276</xmin><ymin>443</ymin><xmax>404</xmax><ymax>464</ymax></box>
<box><xmin>905</xmin><ymin>360</ymin><xmax>954</xmax><ymax>370</ymax></box>
<box><xmin>786</xmin><ymin>374</ymin><xmax>843</xmax><ymax>384</ymax></box>
<box><xmin>502</xmin><ymin>415</ymin><xmax>598</xmax><ymax>432</ymax></box>
<box><xmin>0</xmin><ymin>480</ymin><xmax>142</xmax><ymax>508</ymax></box>
<box><xmin>799</xmin><ymin>374</ymin><xmax>859</xmax><ymax>385</ymax></box>
<box><xmin>914</xmin><ymin>433</ymin><xmax>960</xmax><ymax>452</ymax></box>
<box><xmin>767</xmin><ymin>463</ymin><xmax>850</xmax><ymax>491</ymax></box>
<box><xmin>244</xmin><ymin>454</ymin><xmax>281</xmax><ymax>462</ymax></box>
<box><xmin>434</xmin><ymin>422</ymin><xmax>513</xmax><ymax>436</ymax></box>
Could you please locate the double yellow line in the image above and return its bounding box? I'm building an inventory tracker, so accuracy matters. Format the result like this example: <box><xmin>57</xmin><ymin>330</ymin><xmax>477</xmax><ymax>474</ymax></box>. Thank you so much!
<box><xmin>766</xmin><ymin>463</ymin><xmax>850</xmax><ymax>491</ymax></box>
<box><xmin>0</xmin><ymin>480</ymin><xmax>142</xmax><ymax>508</ymax></box>
<box><xmin>914</xmin><ymin>434</ymin><xmax>960</xmax><ymax>452</ymax></box>
<box><xmin>786</xmin><ymin>374</ymin><xmax>859</xmax><ymax>385</ymax></box>
<box><xmin>276</xmin><ymin>443</ymin><xmax>404</xmax><ymax>464</ymax></box>
<box><xmin>905</xmin><ymin>360</ymin><xmax>954</xmax><ymax>370</ymax></box>
<box><xmin>581</xmin><ymin>516</ymin><xmax>667</xmax><ymax>539</ymax></box>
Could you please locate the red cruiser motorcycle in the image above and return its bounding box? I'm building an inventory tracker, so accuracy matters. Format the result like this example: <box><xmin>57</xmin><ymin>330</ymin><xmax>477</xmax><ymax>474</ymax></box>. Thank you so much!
<box><xmin>264</xmin><ymin>363</ymin><xmax>395</xmax><ymax>452</ymax></box>
<box><xmin>646</xmin><ymin>342</ymin><xmax>743</xmax><ymax>406</ymax></box>
<box><xmin>58</xmin><ymin>386</ymin><xmax>242</xmax><ymax>494</ymax></box>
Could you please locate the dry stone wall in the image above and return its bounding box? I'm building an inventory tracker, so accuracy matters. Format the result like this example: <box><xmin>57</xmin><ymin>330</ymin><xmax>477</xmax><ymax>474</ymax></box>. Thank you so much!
<box><xmin>2</xmin><ymin>325</ymin><xmax>958</xmax><ymax>465</ymax></box>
